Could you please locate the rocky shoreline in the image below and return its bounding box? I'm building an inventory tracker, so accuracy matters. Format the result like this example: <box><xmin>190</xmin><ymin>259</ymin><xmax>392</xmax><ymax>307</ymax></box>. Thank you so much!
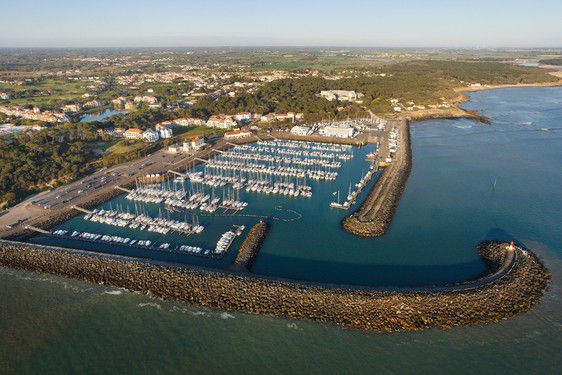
<box><xmin>0</xmin><ymin>240</ymin><xmax>550</xmax><ymax>333</ymax></box>
<box><xmin>342</xmin><ymin>119</ymin><xmax>412</xmax><ymax>237</ymax></box>
<box><xmin>230</xmin><ymin>221</ymin><xmax>269</xmax><ymax>272</ymax></box>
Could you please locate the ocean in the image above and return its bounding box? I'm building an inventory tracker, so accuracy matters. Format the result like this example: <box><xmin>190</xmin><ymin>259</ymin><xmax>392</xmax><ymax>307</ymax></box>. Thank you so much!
<box><xmin>2</xmin><ymin>87</ymin><xmax>561</xmax><ymax>374</ymax></box>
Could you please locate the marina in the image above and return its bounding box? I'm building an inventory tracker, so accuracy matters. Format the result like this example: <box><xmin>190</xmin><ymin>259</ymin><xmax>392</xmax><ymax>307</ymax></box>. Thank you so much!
<box><xmin>30</xmin><ymin>139</ymin><xmax>381</xmax><ymax>272</ymax></box>
<box><xmin>48</xmin><ymin>223</ymin><xmax>244</xmax><ymax>258</ymax></box>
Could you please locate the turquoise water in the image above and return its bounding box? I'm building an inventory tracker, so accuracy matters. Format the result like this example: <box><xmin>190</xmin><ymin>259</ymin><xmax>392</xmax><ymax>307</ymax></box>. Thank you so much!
<box><xmin>2</xmin><ymin>87</ymin><xmax>561</xmax><ymax>373</ymax></box>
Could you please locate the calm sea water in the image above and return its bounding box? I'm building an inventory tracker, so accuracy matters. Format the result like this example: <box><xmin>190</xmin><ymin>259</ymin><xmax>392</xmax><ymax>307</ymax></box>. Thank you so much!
<box><xmin>80</xmin><ymin>109</ymin><xmax>124</xmax><ymax>122</ymax></box>
<box><xmin>2</xmin><ymin>87</ymin><xmax>561</xmax><ymax>374</ymax></box>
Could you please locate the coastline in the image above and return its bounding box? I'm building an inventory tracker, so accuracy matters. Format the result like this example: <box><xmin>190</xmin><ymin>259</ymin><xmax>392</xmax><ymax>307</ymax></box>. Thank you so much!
<box><xmin>0</xmin><ymin>84</ymin><xmax>556</xmax><ymax>334</ymax></box>
<box><xmin>0</xmin><ymin>239</ymin><xmax>550</xmax><ymax>333</ymax></box>
<box><xmin>403</xmin><ymin>78</ymin><xmax>562</xmax><ymax>124</ymax></box>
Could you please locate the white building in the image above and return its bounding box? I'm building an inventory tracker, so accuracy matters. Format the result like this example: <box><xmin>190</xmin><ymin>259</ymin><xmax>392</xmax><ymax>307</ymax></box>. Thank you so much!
<box><xmin>171</xmin><ymin>117</ymin><xmax>205</xmax><ymax>126</ymax></box>
<box><xmin>134</xmin><ymin>95</ymin><xmax>158</xmax><ymax>105</ymax></box>
<box><xmin>234</xmin><ymin>112</ymin><xmax>252</xmax><ymax>122</ymax></box>
<box><xmin>290</xmin><ymin>125</ymin><xmax>313</xmax><ymax>136</ymax></box>
<box><xmin>61</xmin><ymin>104</ymin><xmax>82</xmax><ymax>113</ymax></box>
<box><xmin>320</xmin><ymin>90</ymin><xmax>364</xmax><ymax>102</ymax></box>
<box><xmin>224</xmin><ymin>129</ymin><xmax>252</xmax><ymax>139</ymax></box>
<box><xmin>168</xmin><ymin>145</ymin><xmax>183</xmax><ymax>153</ymax></box>
<box><xmin>123</xmin><ymin>128</ymin><xmax>144</xmax><ymax>140</ymax></box>
<box><xmin>206</xmin><ymin>115</ymin><xmax>237</xmax><ymax>129</ymax></box>
<box><xmin>260</xmin><ymin>113</ymin><xmax>276</xmax><ymax>122</ymax></box>
<box><xmin>159</xmin><ymin>126</ymin><xmax>173</xmax><ymax>139</ymax></box>
<box><xmin>142</xmin><ymin>129</ymin><xmax>160</xmax><ymax>142</ymax></box>
<box><xmin>169</xmin><ymin>136</ymin><xmax>205</xmax><ymax>153</ymax></box>
<box><xmin>319</xmin><ymin>125</ymin><xmax>355</xmax><ymax>138</ymax></box>
<box><xmin>0</xmin><ymin>93</ymin><xmax>11</xmax><ymax>100</ymax></box>
<box><xmin>184</xmin><ymin>135</ymin><xmax>205</xmax><ymax>150</ymax></box>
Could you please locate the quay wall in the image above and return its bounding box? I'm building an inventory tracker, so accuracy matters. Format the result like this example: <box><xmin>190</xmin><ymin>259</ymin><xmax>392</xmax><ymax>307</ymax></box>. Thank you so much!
<box><xmin>268</xmin><ymin>131</ymin><xmax>367</xmax><ymax>146</ymax></box>
<box><xmin>0</xmin><ymin>240</ymin><xmax>550</xmax><ymax>333</ymax></box>
<box><xmin>342</xmin><ymin>119</ymin><xmax>412</xmax><ymax>237</ymax></box>
<box><xmin>230</xmin><ymin>221</ymin><xmax>269</xmax><ymax>272</ymax></box>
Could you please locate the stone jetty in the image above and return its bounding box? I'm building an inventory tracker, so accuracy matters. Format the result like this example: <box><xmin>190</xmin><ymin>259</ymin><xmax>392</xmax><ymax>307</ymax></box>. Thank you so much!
<box><xmin>230</xmin><ymin>221</ymin><xmax>269</xmax><ymax>272</ymax></box>
<box><xmin>342</xmin><ymin>119</ymin><xmax>412</xmax><ymax>237</ymax></box>
<box><xmin>0</xmin><ymin>240</ymin><xmax>550</xmax><ymax>333</ymax></box>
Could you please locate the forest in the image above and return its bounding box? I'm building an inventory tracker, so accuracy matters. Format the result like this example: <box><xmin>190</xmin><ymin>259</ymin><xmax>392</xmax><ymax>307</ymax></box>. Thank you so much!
<box><xmin>0</xmin><ymin>124</ymin><xmax>100</xmax><ymax>207</ymax></box>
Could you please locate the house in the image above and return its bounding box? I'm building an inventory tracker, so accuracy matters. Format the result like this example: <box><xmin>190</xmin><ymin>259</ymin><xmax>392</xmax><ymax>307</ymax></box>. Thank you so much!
<box><xmin>113</xmin><ymin>128</ymin><xmax>125</xmax><ymax>138</ymax></box>
<box><xmin>287</xmin><ymin>112</ymin><xmax>304</xmax><ymax>120</ymax></box>
<box><xmin>167</xmin><ymin>145</ymin><xmax>183</xmax><ymax>154</ymax></box>
<box><xmin>134</xmin><ymin>95</ymin><xmax>158</xmax><ymax>105</ymax></box>
<box><xmin>290</xmin><ymin>125</ymin><xmax>313</xmax><ymax>136</ymax></box>
<box><xmin>143</xmin><ymin>129</ymin><xmax>160</xmax><ymax>142</ymax></box>
<box><xmin>260</xmin><ymin>113</ymin><xmax>276</xmax><ymax>122</ymax></box>
<box><xmin>112</xmin><ymin>96</ymin><xmax>133</xmax><ymax>109</ymax></box>
<box><xmin>0</xmin><ymin>93</ymin><xmax>10</xmax><ymax>100</ymax></box>
<box><xmin>275</xmin><ymin>113</ymin><xmax>293</xmax><ymax>121</ymax></box>
<box><xmin>61</xmin><ymin>104</ymin><xmax>82</xmax><ymax>113</ymax></box>
<box><xmin>234</xmin><ymin>112</ymin><xmax>252</xmax><ymax>122</ymax></box>
<box><xmin>224</xmin><ymin>129</ymin><xmax>252</xmax><ymax>139</ymax></box>
<box><xmin>206</xmin><ymin>115</ymin><xmax>237</xmax><ymax>129</ymax></box>
<box><xmin>171</xmin><ymin>117</ymin><xmax>206</xmax><ymax>126</ymax></box>
<box><xmin>123</xmin><ymin>128</ymin><xmax>144</xmax><ymax>140</ymax></box>
<box><xmin>319</xmin><ymin>125</ymin><xmax>355</xmax><ymax>138</ymax></box>
<box><xmin>83</xmin><ymin>100</ymin><xmax>104</xmax><ymax>109</ymax></box>
<box><xmin>168</xmin><ymin>136</ymin><xmax>206</xmax><ymax>154</ymax></box>
<box><xmin>184</xmin><ymin>135</ymin><xmax>205</xmax><ymax>150</ymax></box>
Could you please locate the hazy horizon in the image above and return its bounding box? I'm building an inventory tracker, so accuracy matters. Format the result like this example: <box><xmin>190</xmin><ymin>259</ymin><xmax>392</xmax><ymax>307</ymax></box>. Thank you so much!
<box><xmin>2</xmin><ymin>0</ymin><xmax>562</xmax><ymax>49</ymax></box>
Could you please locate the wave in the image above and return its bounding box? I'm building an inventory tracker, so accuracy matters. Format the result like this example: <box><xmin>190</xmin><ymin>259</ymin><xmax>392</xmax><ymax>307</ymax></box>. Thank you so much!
<box><xmin>137</xmin><ymin>302</ymin><xmax>161</xmax><ymax>310</ymax></box>
<box><xmin>103</xmin><ymin>289</ymin><xmax>123</xmax><ymax>295</ymax></box>
<box><xmin>287</xmin><ymin>323</ymin><xmax>300</xmax><ymax>330</ymax></box>
<box><xmin>191</xmin><ymin>310</ymin><xmax>210</xmax><ymax>317</ymax></box>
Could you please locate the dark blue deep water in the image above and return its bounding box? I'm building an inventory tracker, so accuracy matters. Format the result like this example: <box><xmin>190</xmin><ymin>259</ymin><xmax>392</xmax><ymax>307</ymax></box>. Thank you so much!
<box><xmin>2</xmin><ymin>87</ymin><xmax>561</xmax><ymax>374</ymax></box>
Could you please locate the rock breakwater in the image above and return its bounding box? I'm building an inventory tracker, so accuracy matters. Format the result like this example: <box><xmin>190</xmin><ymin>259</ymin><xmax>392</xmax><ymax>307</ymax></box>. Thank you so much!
<box><xmin>230</xmin><ymin>221</ymin><xmax>269</xmax><ymax>272</ymax></box>
<box><xmin>0</xmin><ymin>240</ymin><xmax>550</xmax><ymax>333</ymax></box>
<box><xmin>343</xmin><ymin>119</ymin><xmax>412</xmax><ymax>237</ymax></box>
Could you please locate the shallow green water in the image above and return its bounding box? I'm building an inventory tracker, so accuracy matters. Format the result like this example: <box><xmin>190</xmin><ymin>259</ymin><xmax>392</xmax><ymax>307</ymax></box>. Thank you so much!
<box><xmin>2</xmin><ymin>87</ymin><xmax>561</xmax><ymax>373</ymax></box>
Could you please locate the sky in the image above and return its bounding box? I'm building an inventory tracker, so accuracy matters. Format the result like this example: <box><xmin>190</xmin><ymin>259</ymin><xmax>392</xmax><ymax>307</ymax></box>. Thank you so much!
<box><xmin>1</xmin><ymin>0</ymin><xmax>561</xmax><ymax>48</ymax></box>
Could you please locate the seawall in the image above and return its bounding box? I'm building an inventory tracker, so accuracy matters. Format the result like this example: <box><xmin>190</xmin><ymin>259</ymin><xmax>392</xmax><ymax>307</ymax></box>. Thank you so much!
<box><xmin>230</xmin><ymin>221</ymin><xmax>269</xmax><ymax>272</ymax></box>
<box><xmin>342</xmin><ymin>119</ymin><xmax>412</xmax><ymax>237</ymax></box>
<box><xmin>0</xmin><ymin>240</ymin><xmax>550</xmax><ymax>333</ymax></box>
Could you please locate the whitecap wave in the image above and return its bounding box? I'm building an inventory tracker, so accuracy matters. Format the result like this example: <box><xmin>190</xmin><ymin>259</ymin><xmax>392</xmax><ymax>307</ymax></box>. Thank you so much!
<box><xmin>287</xmin><ymin>323</ymin><xmax>300</xmax><ymax>330</ymax></box>
<box><xmin>103</xmin><ymin>290</ymin><xmax>123</xmax><ymax>295</ymax></box>
<box><xmin>137</xmin><ymin>302</ymin><xmax>161</xmax><ymax>310</ymax></box>
<box><xmin>191</xmin><ymin>311</ymin><xmax>210</xmax><ymax>317</ymax></box>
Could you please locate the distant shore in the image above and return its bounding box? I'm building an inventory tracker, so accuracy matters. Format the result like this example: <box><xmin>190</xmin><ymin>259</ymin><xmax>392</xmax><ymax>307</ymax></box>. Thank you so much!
<box><xmin>401</xmin><ymin>76</ymin><xmax>562</xmax><ymax>124</ymax></box>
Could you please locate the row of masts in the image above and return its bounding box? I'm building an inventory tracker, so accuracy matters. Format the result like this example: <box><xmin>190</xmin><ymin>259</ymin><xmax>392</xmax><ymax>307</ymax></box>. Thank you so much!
<box><xmin>83</xmin><ymin>207</ymin><xmax>204</xmax><ymax>236</ymax></box>
<box><xmin>330</xmin><ymin>164</ymin><xmax>378</xmax><ymax>210</ymax></box>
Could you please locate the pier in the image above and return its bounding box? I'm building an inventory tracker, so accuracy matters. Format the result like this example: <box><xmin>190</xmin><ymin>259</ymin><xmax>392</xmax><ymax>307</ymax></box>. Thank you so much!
<box><xmin>24</xmin><ymin>225</ymin><xmax>51</xmax><ymax>235</ymax></box>
<box><xmin>71</xmin><ymin>205</ymin><xmax>93</xmax><ymax>214</ymax></box>
<box><xmin>114</xmin><ymin>186</ymin><xmax>132</xmax><ymax>193</ymax></box>
<box><xmin>342</xmin><ymin>119</ymin><xmax>411</xmax><ymax>236</ymax></box>
<box><xmin>231</xmin><ymin>221</ymin><xmax>268</xmax><ymax>272</ymax></box>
